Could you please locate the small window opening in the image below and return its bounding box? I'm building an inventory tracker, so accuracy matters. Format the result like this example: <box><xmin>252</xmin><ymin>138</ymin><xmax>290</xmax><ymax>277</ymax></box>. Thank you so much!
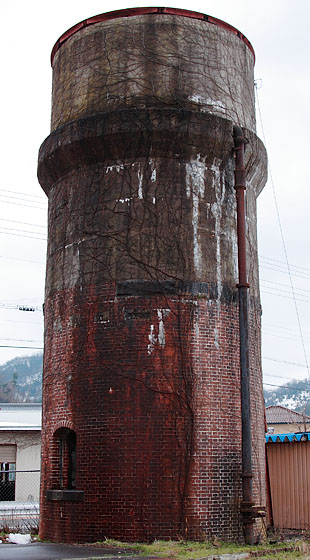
<box><xmin>55</xmin><ymin>428</ymin><xmax>76</xmax><ymax>490</ymax></box>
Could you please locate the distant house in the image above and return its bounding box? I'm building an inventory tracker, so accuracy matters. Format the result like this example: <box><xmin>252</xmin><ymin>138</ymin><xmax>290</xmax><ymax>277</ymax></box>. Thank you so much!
<box><xmin>266</xmin><ymin>404</ymin><xmax>310</xmax><ymax>434</ymax></box>
<box><xmin>0</xmin><ymin>403</ymin><xmax>41</xmax><ymax>502</ymax></box>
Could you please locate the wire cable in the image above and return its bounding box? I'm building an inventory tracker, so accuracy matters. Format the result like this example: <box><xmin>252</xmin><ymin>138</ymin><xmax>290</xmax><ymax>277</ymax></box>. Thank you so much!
<box><xmin>261</xmin><ymin>278</ymin><xmax>310</xmax><ymax>295</ymax></box>
<box><xmin>261</xmin><ymin>290</ymin><xmax>310</xmax><ymax>304</ymax></box>
<box><xmin>0</xmin><ymin>345</ymin><xmax>43</xmax><ymax>350</ymax></box>
<box><xmin>263</xmin><ymin>382</ymin><xmax>310</xmax><ymax>392</ymax></box>
<box><xmin>0</xmin><ymin>218</ymin><xmax>46</xmax><ymax>229</ymax></box>
<box><xmin>0</xmin><ymin>338</ymin><xmax>43</xmax><ymax>343</ymax></box>
<box><xmin>0</xmin><ymin>193</ymin><xmax>46</xmax><ymax>206</ymax></box>
<box><xmin>0</xmin><ymin>255</ymin><xmax>44</xmax><ymax>265</ymax></box>
<box><xmin>259</xmin><ymin>254</ymin><xmax>310</xmax><ymax>274</ymax></box>
<box><xmin>0</xmin><ymin>226</ymin><xmax>46</xmax><ymax>238</ymax></box>
<box><xmin>264</xmin><ymin>373</ymin><xmax>303</xmax><ymax>381</ymax></box>
<box><xmin>256</xmin><ymin>83</ymin><xmax>310</xmax><ymax>380</ymax></box>
<box><xmin>0</xmin><ymin>199</ymin><xmax>47</xmax><ymax>211</ymax></box>
<box><xmin>0</xmin><ymin>304</ymin><xmax>42</xmax><ymax>312</ymax></box>
<box><xmin>0</xmin><ymin>230</ymin><xmax>46</xmax><ymax>241</ymax></box>
<box><xmin>0</xmin><ymin>188</ymin><xmax>46</xmax><ymax>201</ymax></box>
<box><xmin>263</xmin><ymin>356</ymin><xmax>308</xmax><ymax>369</ymax></box>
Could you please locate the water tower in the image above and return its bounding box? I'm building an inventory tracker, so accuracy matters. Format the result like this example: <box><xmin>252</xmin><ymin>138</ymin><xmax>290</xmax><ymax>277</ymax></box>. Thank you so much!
<box><xmin>38</xmin><ymin>7</ymin><xmax>267</xmax><ymax>543</ymax></box>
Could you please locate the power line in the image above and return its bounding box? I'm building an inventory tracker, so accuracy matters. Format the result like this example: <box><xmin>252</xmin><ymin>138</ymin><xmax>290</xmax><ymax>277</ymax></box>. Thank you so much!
<box><xmin>0</xmin><ymin>218</ymin><xmax>46</xmax><ymax>229</ymax></box>
<box><xmin>1</xmin><ymin>297</ymin><xmax>42</xmax><ymax>303</ymax></box>
<box><xmin>261</xmin><ymin>279</ymin><xmax>310</xmax><ymax>295</ymax></box>
<box><xmin>261</xmin><ymin>290</ymin><xmax>310</xmax><ymax>304</ymax></box>
<box><xmin>259</xmin><ymin>254</ymin><xmax>310</xmax><ymax>274</ymax></box>
<box><xmin>263</xmin><ymin>356</ymin><xmax>308</xmax><ymax>369</ymax></box>
<box><xmin>0</xmin><ymin>199</ymin><xmax>47</xmax><ymax>211</ymax></box>
<box><xmin>233</xmin><ymin>250</ymin><xmax>310</xmax><ymax>278</ymax></box>
<box><xmin>0</xmin><ymin>304</ymin><xmax>42</xmax><ymax>312</ymax></box>
<box><xmin>264</xmin><ymin>325</ymin><xmax>310</xmax><ymax>337</ymax></box>
<box><xmin>262</xmin><ymin>287</ymin><xmax>310</xmax><ymax>301</ymax></box>
<box><xmin>0</xmin><ymin>193</ymin><xmax>46</xmax><ymax>206</ymax></box>
<box><xmin>0</xmin><ymin>226</ymin><xmax>46</xmax><ymax>238</ymax></box>
<box><xmin>263</xmin><ymin>331</ymin><xmax>310</xmax><ymax>344</ymax></box>
<box><xmin>0</xmin><ymin>345</ymin><xmax>43</xmax><ymax>350</ymax></box>
<box><xmin>0</xmin><ymin>319</ymin><xmax>42</xmax><ymax>325</ymax></box>
<box><xmin>256</xmin><ymin>84</ymin><xmax>310</xmax><ymax>382</ymax></box>
<box><xmin>264</xmin><ymin>373</ymin><xmax>303</xmax><ymax>381</ymax></box>
<box><xmin>260</xmin><ymin>264</ymin><xmax>310</xmax><ymax>281</ymax></box>
<box><xmin>265</xmin><ymin>322</ymin><xmax>310</xmax><ymax>336</ymax></box>
<box><xmin>0</xmin><ymin>230</ymin><xmax>46</xmax><ymax>241</ymax></box>
<box><xmin>263</xmin><ymin>382</ymin><xmax>310</xmax><ymax>392</ymax></box>
<box><xmin>240</xmin><ymin>249</ymin><xmax>309</xmax><ymax>278</ymax></box>
<box><xmin>0</xmin><ymin>338</ymin><xmax>43</xmax><ymax>343</ymax></box>
<box><xmin>0</xmin><ymin>255</ymin><xmax>44</xmax><ymax>265</ymax></box>
<box><xmin>0</xmin><ymin>189</ymin><xmax>46</xmax><ymax>201</ymax></box>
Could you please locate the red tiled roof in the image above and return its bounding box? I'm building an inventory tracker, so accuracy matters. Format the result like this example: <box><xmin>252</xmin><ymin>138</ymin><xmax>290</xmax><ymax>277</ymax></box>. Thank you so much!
<box><xmin>266</xmin><ymin>405</ymin><xmax>310</xmax><ymax>424</ymax></box>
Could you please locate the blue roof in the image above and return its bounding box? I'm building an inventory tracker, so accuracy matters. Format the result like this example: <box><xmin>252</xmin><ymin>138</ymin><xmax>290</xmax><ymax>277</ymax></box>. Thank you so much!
<box><xmin>266</xmin><ymin>432</ymin><xmax>310</xmax><ymax>443</ymax></box>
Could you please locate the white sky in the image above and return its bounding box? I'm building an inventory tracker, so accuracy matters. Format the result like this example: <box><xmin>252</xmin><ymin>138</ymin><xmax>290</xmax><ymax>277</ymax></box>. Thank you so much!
<box><xmin>0</xmin><ymin>0</ymin><xmax>309</xmax><ymax>396</ymax></box>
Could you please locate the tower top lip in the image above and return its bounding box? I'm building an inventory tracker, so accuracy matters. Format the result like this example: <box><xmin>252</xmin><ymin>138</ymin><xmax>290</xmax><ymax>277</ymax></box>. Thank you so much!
<box><xmin>51</xmin><ymin>6</ymin><xmax>255</xmax><ymax>65</ymax></box>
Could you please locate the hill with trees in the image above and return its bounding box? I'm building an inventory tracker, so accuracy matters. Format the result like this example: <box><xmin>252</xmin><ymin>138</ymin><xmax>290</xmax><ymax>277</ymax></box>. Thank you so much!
<box><xmin>0</xmin><ymin>353</ymin><xmax>42</xmax><ymax>402</ymax></box>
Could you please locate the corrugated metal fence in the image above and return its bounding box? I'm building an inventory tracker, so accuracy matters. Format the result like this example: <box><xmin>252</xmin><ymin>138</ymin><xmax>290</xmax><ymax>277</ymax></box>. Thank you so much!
<box><xmin>266</xmin><ymin>434</ymin><xmax>310</xmax><ymax>529</ymax></box>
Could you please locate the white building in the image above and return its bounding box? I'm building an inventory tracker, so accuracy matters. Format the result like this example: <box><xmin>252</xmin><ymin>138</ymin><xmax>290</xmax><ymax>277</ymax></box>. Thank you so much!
<box><xmin>0</xmin><ymin>403</ymin><xmax>41</xmax><ymax>502</ymax></box>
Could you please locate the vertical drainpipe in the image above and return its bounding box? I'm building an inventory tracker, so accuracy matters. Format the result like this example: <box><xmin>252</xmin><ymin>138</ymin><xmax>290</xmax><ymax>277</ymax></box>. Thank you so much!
<box><xmin>233</xmin><ymin>125</ymin><xmax>254</xmax><ymax>545</ymax></box>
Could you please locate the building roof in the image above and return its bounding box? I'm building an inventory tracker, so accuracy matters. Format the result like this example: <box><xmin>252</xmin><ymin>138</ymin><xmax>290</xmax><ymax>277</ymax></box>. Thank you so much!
<box><xmin>0</xmin><ymin>403</ymin><xmax>41</xmax><ymax>431</ymax></box>
<box><xmin>266</xmin><ymin>405</ymin><xmax>310</xmax><ymax>424</ymax></box>
<box><xmin>266</xmin><ymin>432</ymin><xmax>310</xmax><ymax>443</ymax></box>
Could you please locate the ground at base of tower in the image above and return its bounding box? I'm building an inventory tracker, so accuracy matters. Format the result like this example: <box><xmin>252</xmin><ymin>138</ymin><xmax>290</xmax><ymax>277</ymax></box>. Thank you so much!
<box><xmin>0</xmin><ymin>539</ymin><xmax>308</xmax><ymax>560</ymax></box>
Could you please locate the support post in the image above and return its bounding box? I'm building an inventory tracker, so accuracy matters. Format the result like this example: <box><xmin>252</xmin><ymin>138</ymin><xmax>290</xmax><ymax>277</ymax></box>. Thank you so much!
<box><xmin>233</xmin><ymin>125</ymin><xmax>254</xmax><ymax>544</ymax></box>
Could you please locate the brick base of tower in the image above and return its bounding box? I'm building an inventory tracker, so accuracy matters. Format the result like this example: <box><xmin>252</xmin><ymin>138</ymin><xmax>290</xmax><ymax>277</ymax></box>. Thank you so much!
<box><xmin>39</xmin><ymin>282</ymin><xmax>265</xmax><ymax>543</ymax></box>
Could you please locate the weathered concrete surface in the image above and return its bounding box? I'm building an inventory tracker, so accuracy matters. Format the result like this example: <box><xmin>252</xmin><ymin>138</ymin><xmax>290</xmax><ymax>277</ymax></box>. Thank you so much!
<box><xmin>51</xmin><ymin>14</ymin><xmax>256</xmax><ymax>132</ymax></box>
<box><xmin>38</xmin><ymin>109</ymin><xmax>266</xmax><ymax>299</ymax></box>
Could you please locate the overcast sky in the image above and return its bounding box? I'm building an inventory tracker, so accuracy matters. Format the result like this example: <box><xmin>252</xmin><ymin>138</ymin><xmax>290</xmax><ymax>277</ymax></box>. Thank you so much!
<box><xmin>0</xmin><ymin>0</ymin><xmax>309</xmax><ymax>395</ymax></box>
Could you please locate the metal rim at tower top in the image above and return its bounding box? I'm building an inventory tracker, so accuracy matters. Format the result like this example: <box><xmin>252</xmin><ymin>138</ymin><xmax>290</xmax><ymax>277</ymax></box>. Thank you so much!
<box><xmin>51</xmin><ymin>6</ymin><xmax>255</xmax><ymax>64</ymax></box>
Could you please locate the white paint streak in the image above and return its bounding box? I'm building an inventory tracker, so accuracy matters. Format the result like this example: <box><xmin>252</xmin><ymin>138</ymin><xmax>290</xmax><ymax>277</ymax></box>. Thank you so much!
<box><xmin>230</xmin><ymin>228</ymin><xmax>239</xmax><ymax>282</ymax></box>
<box><xmin>210</xmin><ymin>157</ymin><xmax>224</xmax><ymax>346</ymax></box>
<box><xmin>147</xmin><ymin>309</ymin><xmax>170</xmax><ymax>354</ymax></box>
<box><xmin>105</xmin><ymin>164</ymin><xmax>124</xmax><ymax>174</ymax></box>
<box><xmin>147</xmin><ymin>325</ymin><xmax>156</xmax><ymax>355</ymax></box>
<box><xmin>138</xmin><ymin>167</ymin><xmax>143</xmax><ymax>199</ymax></box>
<box><xmin>119</xmin><ymin>197</ymin><xmax>131</xmax><ymax>204</ymax></box>
<box><xmin>157</xmin><ymin>310</ymin><xmax>165</xmax><ymax>347</ymax></box>
<box><xmin>185</xmin><ymin>154</ymin><xmax>206</xmax><ymax>275</ymax></box>
<box><xmin>188</xmin><ymin>94</ymin><xmax>226</xmax><ymax>114</ymax></box>
<box><xmin>214</xmin><ymin>327</ymin><xmax>220</xmax><ymax>350</ymax></box>
<box><xmin>64</xmin><ymin>236</ymin><xmax>96</xmax><ymax>250</ymax></box>
<box><xmin>211</xmin><ymin>158</ymin><xmax>224</xmax><ymax>300</ymax></box>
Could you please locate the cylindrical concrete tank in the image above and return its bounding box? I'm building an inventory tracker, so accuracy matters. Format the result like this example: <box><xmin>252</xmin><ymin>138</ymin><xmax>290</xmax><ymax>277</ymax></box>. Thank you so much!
<box><xmin>38</xmin><ymin>7</ymin><xmax>267</xmax><ymax>543</ymax></box>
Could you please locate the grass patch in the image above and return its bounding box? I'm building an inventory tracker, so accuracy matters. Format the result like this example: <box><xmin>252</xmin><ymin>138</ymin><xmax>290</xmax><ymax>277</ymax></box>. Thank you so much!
<box><xmin>102</xmin><ymin>538</ymin><xmax>299</xmax><ymax>559</ymax></box>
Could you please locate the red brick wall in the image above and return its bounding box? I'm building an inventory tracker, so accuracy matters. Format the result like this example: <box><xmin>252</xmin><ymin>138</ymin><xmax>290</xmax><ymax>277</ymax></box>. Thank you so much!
<box><xmin>40</xmin><ymin>281</ymin><xmax>264</xmax><ymax>542</ymax></box>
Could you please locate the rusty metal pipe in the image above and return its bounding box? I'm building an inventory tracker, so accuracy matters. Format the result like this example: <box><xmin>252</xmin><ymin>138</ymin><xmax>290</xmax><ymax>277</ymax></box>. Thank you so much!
<box><xmin>233</xmin><ymin>125</ymin><xmax>254</xmax><ymax>545</ymax></box>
